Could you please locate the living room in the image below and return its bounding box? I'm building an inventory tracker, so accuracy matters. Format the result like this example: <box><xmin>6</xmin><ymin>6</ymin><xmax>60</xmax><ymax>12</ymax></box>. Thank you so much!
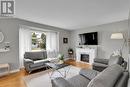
<box><xmin>0</xmin><ymin>0</ymin><xmax>130</xmax><ymax>87</ymax></box>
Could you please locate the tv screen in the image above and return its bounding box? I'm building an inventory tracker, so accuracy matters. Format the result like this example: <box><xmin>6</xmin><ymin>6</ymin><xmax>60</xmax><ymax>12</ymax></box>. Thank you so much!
<box><xmin>79</xmin><ymin>32</ymin><xmax>98</xmax><ymax>45</ymax></box>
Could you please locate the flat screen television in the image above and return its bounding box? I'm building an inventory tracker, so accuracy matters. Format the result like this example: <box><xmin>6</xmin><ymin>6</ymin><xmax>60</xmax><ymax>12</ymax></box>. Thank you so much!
<box><xmin>79</xmin><ymin>32</ymin><xmax>98</xmax><ymax>45</ymax></box>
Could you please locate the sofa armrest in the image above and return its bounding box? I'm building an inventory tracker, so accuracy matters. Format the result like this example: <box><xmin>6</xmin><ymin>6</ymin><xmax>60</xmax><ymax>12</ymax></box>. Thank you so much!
<box><xmin>94</xmin><ymin>58</ymin><xmax>109</xmax><ymax>64</ymax></box>
<box><xmin>51</xmin><ymin>77</ymin><xmax>73</xmax><ymax>87</ymax></box>
<box><xmin>24</xmin><ymin>59</ymin><xmax>34</xmax><ymax>64</ymax></box>
<box><xmin>79</xmin><ymin>69</ymin><xmax>99</xmax><ymax>80</ymax></box>
<box><xmin>24</xmin><ymin>59</ymin><xmax>34</xmax><ymax>72</ymax></box>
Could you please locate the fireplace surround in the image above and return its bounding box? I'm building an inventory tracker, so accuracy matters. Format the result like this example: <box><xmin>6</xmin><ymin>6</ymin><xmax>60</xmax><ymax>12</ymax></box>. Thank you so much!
<box><xmin>76</xmin><ymin>47</ymin><xmax>97</xmax><ymax>64</ymax></box>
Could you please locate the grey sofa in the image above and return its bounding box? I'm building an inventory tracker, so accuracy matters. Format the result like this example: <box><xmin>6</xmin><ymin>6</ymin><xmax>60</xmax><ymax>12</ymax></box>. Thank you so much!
<box><xmin>51</xmin><ymin>64</ymin><xmax>129</xmax><ymax>87</ymax></box>
<box><xmin>24</xmin><ymin>51</ymin><xmax>50</xmax><ymax>73</ymax></box>
<box><xmin>92</xmin><ymin>56</ymin><xmax>127</xmax><ymax>72</ymax></box>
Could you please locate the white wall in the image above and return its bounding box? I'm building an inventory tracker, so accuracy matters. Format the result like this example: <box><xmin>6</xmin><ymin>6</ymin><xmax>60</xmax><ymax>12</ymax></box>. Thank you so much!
<box><xmin>128</xmin><ymin>11</ymin><xmax>130</xmax><ymax>53</ymax></box>
<box><xmin>128</xmin><ymin>10</ymin><xmax>130</xmax><ymax>73</ymax></box>
<box><xmin>70</xmin><ymin>20</ymin><xmax>129</xmax><ymax>60</ymax></box>
<box><xmin>127</xmin><ymin>10</ymin><xmax>129</xmax><ymax>86</ymax></box>
<box><xmin>0</xmin><ymin>18</ymin><xmax>129</xmax><ymax>71</ymax></box>
<box><xmin>0</xmin><ymin>18</ymin><xmax>70</xmax><ymax>71</ymax></box>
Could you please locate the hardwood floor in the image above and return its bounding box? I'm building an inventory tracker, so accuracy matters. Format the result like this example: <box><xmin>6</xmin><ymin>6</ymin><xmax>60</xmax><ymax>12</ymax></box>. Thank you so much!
<box><xmin>0</xmin><ymin>69</ymin><xmax>28</xmax><ymax>87</ymax></box>
<box><xmin>0</xmin><ymin>59</ymin><xmax>91</xmax><ymax>87</ymax></box>
<box><xmin>65</xmin><ymin>59</ymin><xmax>92</xmax><ymax>69</ymax></box>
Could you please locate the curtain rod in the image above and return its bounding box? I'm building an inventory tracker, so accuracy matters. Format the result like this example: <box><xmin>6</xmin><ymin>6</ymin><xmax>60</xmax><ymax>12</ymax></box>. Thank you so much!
<box><xmin>19</xmin><ymin>25</ymin><xmax>59</xmax><ymax>33</ymax></box>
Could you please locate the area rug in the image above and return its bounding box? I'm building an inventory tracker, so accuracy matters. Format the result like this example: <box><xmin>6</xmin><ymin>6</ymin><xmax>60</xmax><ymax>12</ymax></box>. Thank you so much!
<box><xmin>23</xmin><ymin>65</ymin><xmax>81</xmax><ymax>87</ymax></box>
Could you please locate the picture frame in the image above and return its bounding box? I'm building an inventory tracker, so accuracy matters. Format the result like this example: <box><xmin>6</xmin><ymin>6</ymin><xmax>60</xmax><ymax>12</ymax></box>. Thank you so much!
<box><xmin>63</xmin><ymin>38</ymin><xmax>68</xmax><ymax>44</ymax></box>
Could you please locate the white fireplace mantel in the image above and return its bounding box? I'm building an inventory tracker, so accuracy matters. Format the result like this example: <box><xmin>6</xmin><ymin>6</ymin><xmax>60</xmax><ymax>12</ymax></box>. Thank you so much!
<box><xmin>76</xmin><ymin>47</ymin><xmax>97</xmax><ymax>64</ymax></box>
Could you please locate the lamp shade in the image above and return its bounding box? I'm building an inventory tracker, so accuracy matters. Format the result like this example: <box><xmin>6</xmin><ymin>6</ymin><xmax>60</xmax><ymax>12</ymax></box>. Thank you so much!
<box><xmin>111</xmin><ymin>33</ymin><xmax>123</xmax><ymax>39</ymax></box>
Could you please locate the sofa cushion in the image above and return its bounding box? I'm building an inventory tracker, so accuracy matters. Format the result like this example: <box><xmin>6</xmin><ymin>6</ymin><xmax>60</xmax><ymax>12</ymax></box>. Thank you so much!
<box><xmin>29</xmin><ymin>62</ymin><xmax>44</xmax><ymax>68</ymax></box>
<box><xmin>79</xmin><ymin>69</ymin><xmax>99</xmax><ymax>80</ymax></box>
<box><xmin>68</xmin><ymin>75</ymin><xmax>90</xmax><ymax>87</ymax></box>
<box><xmin>108</xmin><ymin>56</ymin><xmax>124</xmax><ymax>66</ymax></box>
<box><xmin>87</xmin><ymin>64</ymin><xmax>124</xmax><ymax>87</ymax></box>
<box><xmin>114</xmin><ymin>71</ymin><xmax>129</xmax><ymax>87</ymax></box>
<box><xmin>94</xmin><ymin>58</ymin><xmax>108</xmax><ymax>64</ymax></box>
<box><xmin>24</xmin><ymin>51</ymin><xmax>47</xmax><ymax>61</ymax></box>
<box><xmin>93</xmin><ymin>63</ymin><xmax>108</xmax><ymax>72</ymax></box>
<box><xmin>93</xmin><ymin>62</ymin><xmax>108</xmax><ymax>68</ymax></box>
<box><xmin>51</xmin><ymin>77</ymin><xmax>74</xmax><ymax>87</ymax></box>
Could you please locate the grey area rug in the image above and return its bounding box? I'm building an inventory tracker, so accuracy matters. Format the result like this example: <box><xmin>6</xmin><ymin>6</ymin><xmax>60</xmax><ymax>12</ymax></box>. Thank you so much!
<box><xmin>23</xmin><ymin>65</ymin><xmax>81</xmax><ymax>87</ymax></box>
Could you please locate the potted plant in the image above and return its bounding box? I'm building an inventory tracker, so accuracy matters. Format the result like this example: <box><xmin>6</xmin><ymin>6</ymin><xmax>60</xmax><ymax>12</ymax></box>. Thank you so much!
<box><xmin>58</xmin><ymin>54</ymin><xmax>64</xmax><ymax>64</ymax></box>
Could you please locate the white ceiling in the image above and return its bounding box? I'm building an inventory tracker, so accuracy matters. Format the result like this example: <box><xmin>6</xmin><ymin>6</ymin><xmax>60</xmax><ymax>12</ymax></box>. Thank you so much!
<box><xmin>16</xmin><ymin>0</ymin><xmax>129</xmax><ymax>30</ymax></box>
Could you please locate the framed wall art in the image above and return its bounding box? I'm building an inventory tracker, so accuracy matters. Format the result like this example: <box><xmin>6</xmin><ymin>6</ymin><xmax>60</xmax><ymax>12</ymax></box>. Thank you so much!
<box><xmin>63</xmin><ymin>38</ymin><xmax>68</xmax><ymax>44</ymax></box>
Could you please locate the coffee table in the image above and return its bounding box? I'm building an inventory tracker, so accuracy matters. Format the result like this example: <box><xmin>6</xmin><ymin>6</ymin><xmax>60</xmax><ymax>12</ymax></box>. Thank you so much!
<box><xmin>45</xmin><ymin>62</ymin><xmax>70</xmax><ymax>78</ymax></box>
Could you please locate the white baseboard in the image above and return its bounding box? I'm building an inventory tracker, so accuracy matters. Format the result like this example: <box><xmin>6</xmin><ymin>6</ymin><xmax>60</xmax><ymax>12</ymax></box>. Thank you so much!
<box><xmin>65</xmin><ymin>57</ymin><xmax>74</xmax><ymax>60</ymax></box>
<box><xmin>0</xmin><ymin>69</ymin><xmax>20</xmax><ymax>77</ymax></box>
<box><xmin>10</xmin><ymin>69</ymin><xmax>20</xmax><ymax>73</ymax></box>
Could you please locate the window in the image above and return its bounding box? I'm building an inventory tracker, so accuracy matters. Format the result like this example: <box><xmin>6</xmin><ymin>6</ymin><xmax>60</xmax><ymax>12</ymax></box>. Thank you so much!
<box><xmin>19</xmin><ymin>26</ymin><xmax>59</xmax><ymax>68</ymax></box>
<box><xmin>31</xmin><ymin>32</ymin><xmax>46</xmax><ymax>51</ymax></box>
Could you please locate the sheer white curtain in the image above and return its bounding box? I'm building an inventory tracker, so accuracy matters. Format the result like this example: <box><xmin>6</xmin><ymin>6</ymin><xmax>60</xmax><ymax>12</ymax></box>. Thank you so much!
<box><xmin>46</xmin><ymin>32</ymin><xmax>59</xmax><ymax>58</ymax></box>
<box><xmin>19</xmin><ymin>27</ymin><xmax>31</xmax><ymax>68</ymax></box>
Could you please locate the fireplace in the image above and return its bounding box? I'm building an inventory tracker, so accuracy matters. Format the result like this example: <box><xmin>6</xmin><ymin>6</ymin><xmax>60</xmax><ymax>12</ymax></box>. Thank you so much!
<box><xmin>81</xmin><ymin>54</ymin><xmax>89</xmax><ymax>62</ymax></box>
<box><xmin>76</xmin><ymin>48</ymin><xmax>97</xmax><ymax>64</ymax></box>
